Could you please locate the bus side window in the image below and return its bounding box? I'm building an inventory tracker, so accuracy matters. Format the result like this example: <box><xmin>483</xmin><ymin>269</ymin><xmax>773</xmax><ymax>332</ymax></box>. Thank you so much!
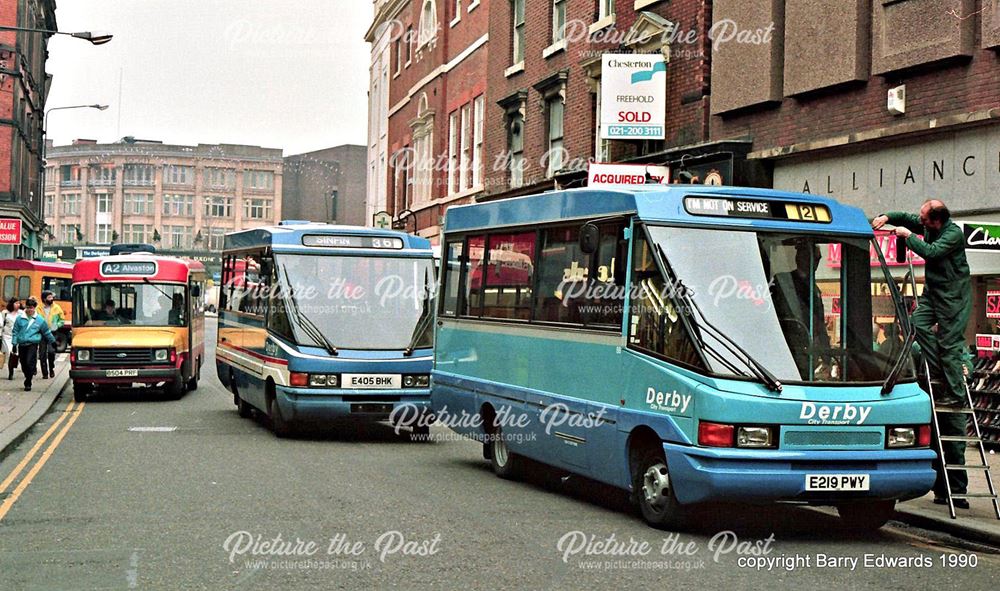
<box><xmin>534</xmin><ymin>225</ymin><xmax>586</xmax><ymax>324</ymax></box>
<box><xmin>266</xmin><ymin>259</ymin><xmax>294</xmax><ymax>341</ymax></box>
<box><xmin>17</xmin><ymin>277</ymin><xmax>30</xmax><ymax>300</ymax></box>
<box><xmin>627</xmin><ymin>233</ymin><xmax>703</xmax><ymax>369</ymax></box>
<box><xmin>481</xmin><ymin>231</ymin><xmax>535</xmax><ymax>321</ymax></box>
<box><xmin>440</xmin><ymin>241</ymin><xmax>463</xmax><ymax>316</ymax></box>
<box><xmin>461</xmin><ymin>235</ymin><xmax>486</xmax><ymax>317</ymax></box>
<box><xmin>2</xmin><ymin>275</ymin><xmax>13</xmax><ymax>300</ymax></box>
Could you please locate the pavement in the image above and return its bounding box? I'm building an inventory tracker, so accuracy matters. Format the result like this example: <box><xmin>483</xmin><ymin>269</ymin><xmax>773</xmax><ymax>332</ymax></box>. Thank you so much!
<box><xmin>894</xmin><ymin>446</ymin><xmax>1000</xmax><ymax>546</ymax></box>
<box><xmin>0</xmin><ymin>353</ymin><xmax>70</xmax><ymax>464</ymax></box>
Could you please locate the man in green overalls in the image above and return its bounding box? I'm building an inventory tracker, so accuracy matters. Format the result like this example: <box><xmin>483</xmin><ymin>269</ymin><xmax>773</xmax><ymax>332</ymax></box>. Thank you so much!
<box><xmin>872</xmin><ymin>200</ymin><xmax>972</xmax><ymax>508</ymax></box>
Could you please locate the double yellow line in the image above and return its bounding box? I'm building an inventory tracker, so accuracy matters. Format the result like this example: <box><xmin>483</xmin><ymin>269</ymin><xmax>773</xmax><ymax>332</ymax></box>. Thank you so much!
<box><xmin>0</xmin><ymin>400</ymin><xmax>85</xmax><ymax>522</ymax></box>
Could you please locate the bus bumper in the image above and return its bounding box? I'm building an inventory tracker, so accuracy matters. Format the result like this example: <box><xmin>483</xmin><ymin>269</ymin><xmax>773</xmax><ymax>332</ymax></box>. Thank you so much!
<box><xmin>70</xmin><ymin>368</ymin><xmax>182</xmax><ymax>384</ymax></box>
<box><xmin>275</xmin><ymin>386</ymin><xmax>433</xmax><ymax>423</ymax></box>
<box><xmin>663</xmin><ymin>443</ymin><xmax>937</xmax><ymax>505</ymax></box>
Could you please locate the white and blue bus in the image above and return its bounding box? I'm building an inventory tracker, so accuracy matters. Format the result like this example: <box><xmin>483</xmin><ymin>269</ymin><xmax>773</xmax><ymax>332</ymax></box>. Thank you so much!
<box><xmin>216</xmin><ymin>222</ymin><xmax>436</xmax><ymax>437</ymax></box>
<box><xmin>432</xmin><ymin>186</ymin><xmax>936</xmax><ymax>530</ymax></box>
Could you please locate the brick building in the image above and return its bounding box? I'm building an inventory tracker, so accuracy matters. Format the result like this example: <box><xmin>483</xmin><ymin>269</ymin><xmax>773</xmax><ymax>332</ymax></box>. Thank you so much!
<box><xmin>369</xmin><ymin>0</ymin><xmax>490</xmax><ymax>242</ymax></box>
<box><xmin>283</xmin><ymin>145</ymin><xmax>367</xmax><ymax>226</ymax></box>
<box><xmin>0</xmin><ymin>0</ymin><xmax>57</xmax><ymax>259</ymax></box>
<box><xmin>484</xmin><ymin>0</ymin><xmax>724</xmax><ymax>202</ymax></box>
<box><xmin>710</xmin><ymin>0</ymin><xmax>1000</xmax><ymax>338</ymax></box>
<box><xmin>43</xmin><ymin>138</ymin><xmax>283</xmax><ymax>272</ymax></box>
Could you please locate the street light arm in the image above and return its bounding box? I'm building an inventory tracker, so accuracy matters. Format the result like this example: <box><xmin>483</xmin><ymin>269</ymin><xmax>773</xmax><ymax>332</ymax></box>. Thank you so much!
<box><xmin>0</xmin><ymin>26</ymin><xmax>112</xmax><ymax>45</ymax></box>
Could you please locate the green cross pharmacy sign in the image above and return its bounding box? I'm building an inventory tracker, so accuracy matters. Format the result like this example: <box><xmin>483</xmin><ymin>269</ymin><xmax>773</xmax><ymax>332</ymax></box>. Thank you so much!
<box><xmin>373</xmin><ymin>211</ymin><xmax>392</xmax><ymax>229</ymax></box>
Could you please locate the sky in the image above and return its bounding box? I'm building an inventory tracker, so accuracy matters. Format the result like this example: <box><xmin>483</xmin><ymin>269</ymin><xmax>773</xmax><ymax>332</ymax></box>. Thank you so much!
<box><xmin>45</xmin><ymin>0</ymin><xmax>373</xmax><ymax>156</ymax></box>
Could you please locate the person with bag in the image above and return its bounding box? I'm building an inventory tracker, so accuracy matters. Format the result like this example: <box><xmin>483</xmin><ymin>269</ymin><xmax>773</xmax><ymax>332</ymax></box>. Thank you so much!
<box><xmin>12</xmin><ymin>297</ymin><xmax>56</xmax><ymax>391</ymax></box>
<box><xmin>38</xmin><ymin>290</ymin><xmax>65</xmax><ymax>379</ymax></box>
<box><xmin>1</xmin><ymin>297</ymin><xmax>24</xmax><ymax>380</ymax></box>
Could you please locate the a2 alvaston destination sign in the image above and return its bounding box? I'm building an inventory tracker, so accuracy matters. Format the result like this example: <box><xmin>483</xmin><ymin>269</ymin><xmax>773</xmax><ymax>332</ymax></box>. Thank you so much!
<box><xmin>100</xmin><ymin>261</ymin><xmax>158</xmax><ymax>276</ymax></box>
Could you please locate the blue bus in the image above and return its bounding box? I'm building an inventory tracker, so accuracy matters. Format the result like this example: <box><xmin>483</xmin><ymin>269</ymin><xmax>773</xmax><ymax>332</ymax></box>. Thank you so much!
<box><xmin>216</xmin><ymin>222</ymin><xmax>436</xmax><ymax>437</ymax></box>
<box><xmin>432</xmin><ymin>186</ymin><xmax>936</xmax><ymax>530</ymax></box>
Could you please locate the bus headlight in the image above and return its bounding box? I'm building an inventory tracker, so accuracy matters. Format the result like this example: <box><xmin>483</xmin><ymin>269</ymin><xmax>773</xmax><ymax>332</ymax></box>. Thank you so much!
<box><xmin>887</xmin><ymin>426</ymin><xmax>929</xmax><ymax>448</ymax></box>
<box><xmin>736</xmin><ymin>426</ymin><xmax>776</xmax><ymax>448</ymax></box>
<box><xmin>308</xmin><ymin>374</ymin><xmax>339</xmax><ymax>387</ymax></box>
<box><xmin>154</xmin><ymin>349</ymin><xmax>169</xmax><ymax>362</ymax></box>
<box><xmin>403</xmin><ymin>374</ymin><xmax>430</xmax><ymax>388</ymax></box>
<box><xmin>77</xmin><ymin>349</ymin><xmax>91</xmax><ymax>362</ymax></box>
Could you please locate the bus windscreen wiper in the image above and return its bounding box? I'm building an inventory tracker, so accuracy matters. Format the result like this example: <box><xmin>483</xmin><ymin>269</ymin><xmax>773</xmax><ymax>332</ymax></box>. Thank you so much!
<box><xmin>403</xmin><ymin>268</ymin><xmax>434</xmax><ymax>357</ymax></box>
<box><xmin>281</xmin><ymin>267</ymin><xmax>339</xmax><ymax>356</ymax></box>
<box><xmin>654</xmin><ymin>244</ymin><xmax>783</xmax><ymax>393</ymax></box>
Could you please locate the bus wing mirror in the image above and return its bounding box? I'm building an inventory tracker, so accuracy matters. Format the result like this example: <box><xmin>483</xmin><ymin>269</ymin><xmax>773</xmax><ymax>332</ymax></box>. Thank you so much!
<box><xmin>895</xmin><ymin>235</ymin><xmax>907</xmax><ymax>264</ymax></box>
<box><xmin>191</xmin><ymin>285</ymin><xmax>202</xmax><ymax>298</ymax></box>
<box><xmin>579</xmin><ymin>223</ymin><xmax>600</xmax><ymax>255</ymax></box>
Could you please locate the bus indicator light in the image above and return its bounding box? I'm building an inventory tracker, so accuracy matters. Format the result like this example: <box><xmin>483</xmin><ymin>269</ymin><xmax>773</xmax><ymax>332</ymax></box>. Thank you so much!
<box><xmin>736</xmin><ymin>426</ymin><xmax>775</xmax><ymax>448</ymax></box>
<box><xmin>698</xmin><ymin>421</ymin><xmax>735</xmax><ymax>447</ymax></box>
<box><xmin>290</xmin><ymin>372</ymin><xmax>309</xmax><ymax>387</ymax></box>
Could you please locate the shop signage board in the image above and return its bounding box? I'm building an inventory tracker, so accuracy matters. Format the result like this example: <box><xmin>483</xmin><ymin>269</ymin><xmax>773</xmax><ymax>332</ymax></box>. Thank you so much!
<box><xmin>988</xmin><ymin>290</ymin><xmax>1000</xmax><ymax>320</ymax></box>
<box><xmin>0</xmin><ymin>218</ymin><xmax>22</xmax><ymax>244</ymax></box>
<box><xmin>959</xmin><ymin>221</ymin><xmax>1000</xmax><ymax>252</ymax></box>
<box><xmin>600</xmin><ymin>54</ymin><xmax>666</xmax><ymax>140</ymax></box>
<box><xmin>977</xmin><ymin>334</ymin><xmax>1000</xmax><ymax>352</ymax></box>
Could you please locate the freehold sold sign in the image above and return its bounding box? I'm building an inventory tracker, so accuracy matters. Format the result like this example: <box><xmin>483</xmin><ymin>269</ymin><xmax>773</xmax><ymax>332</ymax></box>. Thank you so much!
<box><xmin>600</xmin><ymin>54</ymin><xmax>666</xmax><ymax>140</ymax></box>
<box><xmin>0</xmin><ymin>218</ymin><xmax>22</xmax><ymax>245</ymax></box>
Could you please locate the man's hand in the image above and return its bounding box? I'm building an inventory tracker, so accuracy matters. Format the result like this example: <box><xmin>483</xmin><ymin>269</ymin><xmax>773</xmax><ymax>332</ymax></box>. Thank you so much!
<box><xmin>871</xmin><ymin>215</ymin><xmax>889</xmax><ymax>230</ymax></box>
<box><xmin>893</xmin><ymin>226</ymin><xmax>912</xmax><ymax>239</ymax></box>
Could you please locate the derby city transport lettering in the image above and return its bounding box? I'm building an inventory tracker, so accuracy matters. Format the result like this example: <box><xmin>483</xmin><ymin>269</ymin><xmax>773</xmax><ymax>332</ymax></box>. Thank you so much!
<box><xmin>646</xmin><ymin>388</ymin><xmax>692</xmax><ymax>414</ymax></box>
<box><xmin>800</xmin><ymin>402</ymin><xmax>872</xmax><ymax>425</ymax></box>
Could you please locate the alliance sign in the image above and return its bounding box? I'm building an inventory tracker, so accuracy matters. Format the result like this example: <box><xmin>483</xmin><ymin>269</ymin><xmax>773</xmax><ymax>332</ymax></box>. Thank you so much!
<box><xmin>600</xmin><ymin>54</ymin><xmax>666</xmax><ymax>140</ymax></box>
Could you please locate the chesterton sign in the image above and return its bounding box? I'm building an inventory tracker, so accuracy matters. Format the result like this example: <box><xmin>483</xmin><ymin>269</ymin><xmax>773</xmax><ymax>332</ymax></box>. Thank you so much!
<box><xmin>588</xmin><ymin>163</ymin><xmax>670</xmax><ymax>187</ymax></box>
<box><xmin>0</xmin><ymin>218</ymin><xmax>22</xmax><ymax>245</ymax></box>
<box><xmin>600</xmin><ymin>54</ymin><xmax>666</xmax><ymax>140</ymax></box>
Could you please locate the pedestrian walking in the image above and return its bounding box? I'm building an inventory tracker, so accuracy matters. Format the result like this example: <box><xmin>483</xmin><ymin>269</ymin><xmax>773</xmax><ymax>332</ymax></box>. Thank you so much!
<box><xmin>38</xmin><ymin>289</ymin><xmax>65</xmax><ymax>379</ymax></box>
<box><xmin>1</xmin><ymin>297</ymin><xmax>24</xmax><ymax>380</ymax></box>
<box><xmin>11</xmin><ymin>297</ymin><xmax>56</xmax><ymax>392</ymax></box>
<box><xmin>872</xmin><ymin>199</ymin><xmax>973</xmax><ymax>508</ymax></box>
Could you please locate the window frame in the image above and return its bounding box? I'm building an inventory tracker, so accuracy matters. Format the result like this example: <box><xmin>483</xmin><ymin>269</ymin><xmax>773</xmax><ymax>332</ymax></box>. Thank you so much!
<box><xmin>511</xmin><ymin>0</ymin><xmax>526</xmax><ymax>64</ymax></box>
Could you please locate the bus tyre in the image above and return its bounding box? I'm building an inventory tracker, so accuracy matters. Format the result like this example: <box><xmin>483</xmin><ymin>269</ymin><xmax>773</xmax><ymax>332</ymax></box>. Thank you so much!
<box><xmin>488</xmin><ymin>425</ymin><xmax>521</xmax><ymax>479</ymax></box>
<box><xmin>73</xmin><ymin>382</ymin><xmax>91</xmax><ymax>402</ymax></box>
<box><xmin>837</xmin><ymin>500</ymin><xmax>896</xmax><ymax>531</ymax></box>
<box><xmin>634</xmin><ymin>449</ymin><xmax>686</xmax><ymax>530</ymax></box>
<box><xmin>235</xmin><ymin>393</ymin><xmax>252</xmax><ymax>418</ymax></box>
<box><xmin>269</xmin><ymin>397</ymin><xmax>293</xmax><ymax>438</ymax></box>
<box><xmin>187</xmin><ymin>359</ymin><xmax>201</xmax><ymax>391</ymax></box>
<box><xmin>166</xmin><ymin>378</ymin><xmax>185</xmax><ymax>400</ymax></box>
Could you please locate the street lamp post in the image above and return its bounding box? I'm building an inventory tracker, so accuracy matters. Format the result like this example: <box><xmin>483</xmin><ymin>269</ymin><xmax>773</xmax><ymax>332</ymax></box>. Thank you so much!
<box><xmin>0</xmin><ymin>26</ymin><xmax>113</xmax><ymax>45</ymax></box>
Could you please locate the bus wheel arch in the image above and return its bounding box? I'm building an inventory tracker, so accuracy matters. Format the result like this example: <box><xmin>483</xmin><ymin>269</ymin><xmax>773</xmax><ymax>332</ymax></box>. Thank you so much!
<box><xmin>628</xmin><ymin>426</ymin><xmax>686</xmax><ymax>530</ymax></box>
<box><xmin>266</xmin><ymin>378</ymin><xmax>292</xmax><ymax>437</ymax></box>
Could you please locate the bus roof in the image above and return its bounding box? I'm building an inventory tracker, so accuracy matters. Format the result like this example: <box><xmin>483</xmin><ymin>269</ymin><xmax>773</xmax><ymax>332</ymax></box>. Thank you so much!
<box><xmin>443</xmin><ymin>186</ymin><xmax>875</xmax><ymax>236</ymax></box>
<box><xmin>73</xmin><ymin>254</ymin><xmax>205</xmax><ymax>284</ymax></box>
<box><xmin>223</xmin><ymin>223</ymin><xmax>434</xmax><ymax>254</ymax></box>
<box><xmin>0</xmin><ymin>259</ymin><xmax>73</xmax><ymax>274</ymax></box>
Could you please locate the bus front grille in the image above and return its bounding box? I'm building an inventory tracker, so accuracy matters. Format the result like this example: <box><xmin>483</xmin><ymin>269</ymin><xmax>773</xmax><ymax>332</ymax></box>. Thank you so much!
<box><xmin>91</xmin><ymin>348</ymin><xmax>154</xmax><ymax>365</ymax></box>
<box><xmin>783</xmin><ymin>430</ymin><xmax>883</xmax><ymax>449</ymax></box>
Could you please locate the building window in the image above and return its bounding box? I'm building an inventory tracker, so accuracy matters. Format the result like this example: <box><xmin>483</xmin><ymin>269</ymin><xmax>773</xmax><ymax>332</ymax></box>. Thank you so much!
<box><xmin>208</xmin><ymin>227</ymin><xmax>226</xmax><ymax>251</ymax></box>
<box><xmin>89</xmin><ymin>165</ymin><xmax>117</xmax><ymax>187</ymax></box>
<box><xmin>599</xmin><ymin>0</ymin><xmax>614</xmax><ymax>20</ymax></box>
<box><xmin>243</xmin><ymin>170</ymin><xmax>274</xmax><ymax>191</ymax></box>
<box><xmin>448</xmin><ymin>111</ymin><xmax>460</xmax><ymax>195</ymax></box>
<box><xmin>123</xmin><ymin>164</ymin><xmax>154</xmax><ymax>186</ymax></box>
<box><xmin>123</xmin><ymin>224</ymin><xmax>151</xmax><ymax>243</ymax></box>
<box><xmin>60</xmin><ymin>224</ymin><xmax>80</xmax><ymax>244</ymax></box>
<box><xmin>453</xmin><ymin>0</ymin><xmax>462</xmax><ymax>23</ymax></box>
<box><xmin>594</xmin><ymin>80</ymin><xmax>610</xmax><ymax>162</ymax></box>
<box><xmin>508</xmin><ymin>112</ymin><xmax>524</xmax><ymax>188</ymax></box>
<box><xmin>473</xmin><ymin>95</ymin><xmax>484</xmax><ymax>188</ymax></box>
<box><xmin>164</xmin><ymin>165</ymin><xmax>194</xmax><ymax>185</ymax></box>
<box><xmin>547</xmin><ymin>97</ymin><xmax>565</xmax><ymax>177</ymax></box>
<box><xmin>419</xmin><ymin>0</ymin><xmax>437</xmax><ymax>46</ymax></box>
<box><xmin>163</xmin><ymin>194</ymin><xmax>195</xmax><ymax>216</ymax></box>
<box><xmin>205</xmin><ymin>167</ymin><xmax>236</xmax><ymax>189</ymax></box>
<box><xmin>124</xmin><ymin>193</ymin><xmax>155</xmax><ymax>216</ymax></box>
<box><xmin>405</xmin><ymin>26</ymin><xmax>413</xmax><ymax>64</ymax></box>
<box><xmin>552</xmin><ymin>0</ymin><xmax>566</xmax><ymax>42</ymax></box>
<box><xmin>411</xmin><ymin>94</ymin><xmax>435</xmax><ymax>204</ymax></box>
<box><xmin>512</xmin><ymin>0</ymin><xmax>525</xmax><ymax>64</ymax></box>
<box><xmin>164</xmin><ymin>225</ymin><xmax>193</xmax><ymax>249</ymax></box>
<box><xmin>44</xmin><ymin>195</ymin><xmax>54</xmax><ymax>217</ymax></box>
<box><xmin>205</xmin><ymin>196</ymin><xmax>233</xmax><ymax>218</ymax></box>
<box><xmin>95</xmin><ymin>223</ymin><xmax>112</xmax><ymax>244</ymax></box>
<box><xmin>96</xmin><ymin>193</ymin><xmax>112</xmax><ymax>214</ymax></box>
<box><xmin>61</xmin><ymin>194</ymin><xmax>80</xmax><ymax>215</ymax></box>
<box><xmin>244</xmin><ymin>198</ymin><xmax>272</xmax><ymax>220</ymax></box>
<box><xmin>459</xmin><ymin>102</ymin><xmax>472</xmax><ymax>190</ymax></box>
<box><xmin>395</xmin><ymin>37</ymin><xmax>403</xmax><ymax>74</ymax></box>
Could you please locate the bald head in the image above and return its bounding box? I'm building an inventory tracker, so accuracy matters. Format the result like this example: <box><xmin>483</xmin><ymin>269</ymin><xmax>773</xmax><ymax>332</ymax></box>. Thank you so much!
<box><xmin>919</xmin><ymin>199</ymin><xmax>950</xmax><ymax>230</ymax></box>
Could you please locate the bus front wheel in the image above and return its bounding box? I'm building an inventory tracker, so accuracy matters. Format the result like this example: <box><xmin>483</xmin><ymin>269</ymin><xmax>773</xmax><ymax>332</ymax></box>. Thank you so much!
<box><xmin>488</xmin><ymin>425</ymin><xmax>522</xmax><ymax>479</ymax></box>
<box><xmin>633</xmin><ymin>449</ymin><xmax>686</xmax><ymax>530</ymax></box>
<box><xmin>268</xmin><ymin>395</ymin><xmax>293</xmax><ymax>438</ymax></box>
<box><xmin>837</xmin><ymin>500</ymin><xmax>896</xmax><ymax>531</ymax></box>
